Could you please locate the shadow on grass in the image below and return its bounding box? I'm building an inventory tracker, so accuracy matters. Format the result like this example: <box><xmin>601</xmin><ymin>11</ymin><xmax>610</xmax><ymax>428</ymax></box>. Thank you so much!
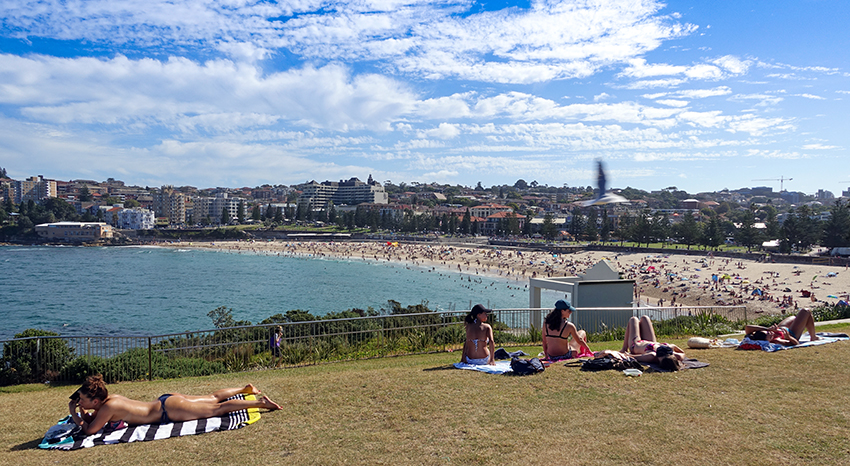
<box><xmin>422</xmin><ymin>364</ymin><xmax>457</xmax><ymax>371</ymax></box>
<box><xmin>11</xmin><ymin>438</ymin><xmax>42</xmax><ymax>451</ymax></box>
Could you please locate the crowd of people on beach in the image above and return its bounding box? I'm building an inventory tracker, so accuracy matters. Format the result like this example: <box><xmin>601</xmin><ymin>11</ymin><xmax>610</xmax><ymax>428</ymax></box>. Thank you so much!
<box><xmin>189</xmin><ymin>239</ymin><xmax>850</xmax><ymax>316</ymax></box>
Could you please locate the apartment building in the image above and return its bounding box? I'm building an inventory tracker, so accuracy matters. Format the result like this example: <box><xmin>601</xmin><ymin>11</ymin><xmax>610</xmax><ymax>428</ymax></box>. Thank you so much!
<box><xmin>469</xmin><ymin>203</ymin><xmax>512</xmax><ymax>219</ymax></box>
<box><xmin>14</xmin><ymin>175</ymin><xmax>57</xmax><ymax>204</ymax></box>
<box><xmin>152</xmin><ymin>186</ymin><xmax>186</xmax><ymax>226</ymax></box>
<box><xmin>117</xmin><ymin>208</ymin><xmax>156</xmax><ymax>230</ymax></box>
<box><xmin>192</xmin><ymin>193</ymin><xmax>241</xmax><ymax>223</ymax></box>
<box><xmin>297</xmin><ymin>175</ymin><xmax>388</xmax><ymax>210</ymax></box>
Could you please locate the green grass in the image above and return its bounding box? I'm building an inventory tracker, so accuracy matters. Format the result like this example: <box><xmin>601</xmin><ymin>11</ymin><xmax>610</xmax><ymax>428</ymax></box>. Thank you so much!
<box><xmin>4</xmin><ymin>327</ymin><xmax>850</xmax><ymax>465</ymax></box>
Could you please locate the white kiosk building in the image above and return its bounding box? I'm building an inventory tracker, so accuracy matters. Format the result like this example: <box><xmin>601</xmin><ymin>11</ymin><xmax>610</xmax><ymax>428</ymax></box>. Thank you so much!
<box><xmin>529</xmin><ymin>260</ymin><xmax>636</xmax><ymax>332</ymax></box>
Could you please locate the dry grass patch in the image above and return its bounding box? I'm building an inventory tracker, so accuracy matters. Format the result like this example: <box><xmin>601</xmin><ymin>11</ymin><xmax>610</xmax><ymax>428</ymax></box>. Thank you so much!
<box><xmin>3</xmin><ymin>327</ymin><xmax>850</xmax><ymax>465</ymax></box>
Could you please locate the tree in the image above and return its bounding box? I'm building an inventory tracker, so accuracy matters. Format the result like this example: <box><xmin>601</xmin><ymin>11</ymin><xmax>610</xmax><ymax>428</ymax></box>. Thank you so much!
<box><xmin>78</xmin><ymin>185</ymin><xmax>93</xmax><ymax>202</ymax></box>
<box><xmin>124</xmin><ymin>199</ymin><xmax>141</xmax><ymax>208</ymax></box>
<box><xmin>599</xmin><ymin>208</ymin><xmax>611</xmax><ymax>242</ymax></box>
<box><xmin>763</xmin><ymin>205</ymin><xmax>780</xmax><ymax>240</ymax></box>
<box><xmin>701</xmin><ymin>216</ymin><xmax>723</xmax><ymax>250</ymax></box>
<box><xmin>206</xmin><ymin>306</ymin><xmax>250</xmax><ymax>328</ymax></box>
<box><xmin>514</xmin><ymin>179</ymin><xmax>528</xmax><ymax>190</ymax></box>
<box><xmin>675</xmin><ymin>212</ymin><xmax>701</xmax><ymax>250</ymax></box>
<box><xmin>734</xmin><ymin>208</ymin><xmax>761</xmax><ymax>251</ymax></box>
<box><xmin>629</xmin><ymin>210</ymin><xmax>653</xmax><ymax>247</ymax></box>
<box><xmin>541</xmin><ymin>212</ymin><xmax>557</xmax><ymax>240</ymax></box>
<box><xmin>0</xmin><ymin>166</ymin><xmax>6</xmax><ymax>178</ymax></box>
<box><xmin>221</xmin><ymin>206</ymin><xmax>231</xmax><ymax>225</ymax></box>
<box><xmin>780</xmin><ymin>210</ymin><xmax>801</xmax><ymax>253</ymax></box>
<box><xmin>475</xmin><ymin>182</ymin><xmax>484</xmax><ymax>191</ymax></box>
<box><xmin>328</xmin><ymin>201</ymin><xmax>336</xmax><ymax>224</ymax></box>
<box><xmin>237</xmin><ymin>201</ymin><xmax>245</xmax><ymax>223</ymax></box>
<box><xmin>822</xmin><ymin>199</ymin><xmax>850</xmax><ymax>248</ymax></box>
<box><xmin>795</xmin><ymin>205</ymin><xmax>821</xmax><ymax>251</ymax></box>
<box><xmin>582</xmin><ymin>209</ymin><xmax>598</xmax><ymax>241</ymax></box>
<box><xmin>252</xmin><ymin>205</ymin><xmax>261</xmax><ymax>221</ymax></box>
<box><xmin>460</xmin><ymin>209</ymin><xmax>471</xmax><ymax>235</ymax></box>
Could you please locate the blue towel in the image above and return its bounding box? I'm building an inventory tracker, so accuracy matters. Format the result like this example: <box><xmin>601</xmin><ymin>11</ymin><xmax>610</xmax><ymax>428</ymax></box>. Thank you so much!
<box><xmin>738</xmin><ymin>333</ymin><xmax>848</xmax><ymax>352</ymax></box>
<box><xmin>453</xmin><ymin>360</ymin><xmax>513</xmax><ymax>374</ymax></box>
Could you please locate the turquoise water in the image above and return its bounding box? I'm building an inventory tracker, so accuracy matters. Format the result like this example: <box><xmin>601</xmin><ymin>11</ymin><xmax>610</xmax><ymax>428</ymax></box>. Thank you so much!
<box><xmin>0</xmin><ymin>245</ymin><xmax>537</xmax><ymax>339</ymax></box>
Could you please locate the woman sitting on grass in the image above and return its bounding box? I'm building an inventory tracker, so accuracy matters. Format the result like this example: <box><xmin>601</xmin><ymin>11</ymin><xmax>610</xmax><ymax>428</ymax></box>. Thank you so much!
<box><xmin>68</xmin><ymin>374</ymin><xmax>281</xmax><ymax>435</ymax></box>
<box><xmin>744</xmin><ymin>308</ymin><xmax>819</xmax><ymax>346</ymax></box>
<box><xmin>621</xmin><ymin>315</ymin><xmax>685</xmax><ymax>371</ymax></box>
<box><xmin>460</xmin><ymin>304</ymin><xmax>496</xmax><ymax>365</ymax></box>
<box><xmin>542</xmin><ymin>300</ymin><xmax>592</xmax><ymax>360</ymax></box>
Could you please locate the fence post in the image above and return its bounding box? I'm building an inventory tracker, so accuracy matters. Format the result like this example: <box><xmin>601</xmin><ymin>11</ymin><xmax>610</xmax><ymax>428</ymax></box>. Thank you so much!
<box><xmin>148</xmin><ymin>337</ymin><xmax>152</xmax><ymax>381</ymax></box>
<box><xmin>35</xmin><ymin>338</ymin><xmax>41</xmax><ymax>380</ymax></box>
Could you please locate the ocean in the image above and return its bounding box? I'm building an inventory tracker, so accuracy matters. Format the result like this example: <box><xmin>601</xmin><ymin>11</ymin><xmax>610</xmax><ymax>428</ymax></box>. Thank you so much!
<box><xmin>0</xmin><ymin>245</ymin><xmax>553</xmax><ymax>339</ymax></box>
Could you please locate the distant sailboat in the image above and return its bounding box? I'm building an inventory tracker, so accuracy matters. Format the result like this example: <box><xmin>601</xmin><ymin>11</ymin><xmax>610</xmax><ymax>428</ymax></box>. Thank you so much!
<box><xmin>581</xmin><ymin>160</ymin><xmax>629</xmax><ymax>207</ymax></box>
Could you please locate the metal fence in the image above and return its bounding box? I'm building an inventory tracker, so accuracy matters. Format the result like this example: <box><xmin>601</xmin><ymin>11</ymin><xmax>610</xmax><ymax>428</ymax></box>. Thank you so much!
<box><xmin>0</xmin><ymin>305</ymin><xmax>746</xmax><ymax>386</ymax></box>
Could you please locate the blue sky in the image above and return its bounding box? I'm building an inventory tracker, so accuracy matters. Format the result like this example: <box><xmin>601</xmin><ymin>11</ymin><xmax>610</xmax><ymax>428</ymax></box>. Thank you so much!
<box><xmin>0</xmin><ymin>0</ymin><xmax>848</xmax><ymax>194</ymax></box>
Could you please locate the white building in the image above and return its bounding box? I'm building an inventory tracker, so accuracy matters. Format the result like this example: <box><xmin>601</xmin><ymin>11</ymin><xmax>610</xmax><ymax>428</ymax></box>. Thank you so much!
<box><xmin>193</xmin><ymin>193</ymin><xmax>242</xmax><ymax>223</ymax></box>
<box><xmin>117</xmin><ymin>208</ymin><xmax>156</xmax><ymax>230</ymax></box>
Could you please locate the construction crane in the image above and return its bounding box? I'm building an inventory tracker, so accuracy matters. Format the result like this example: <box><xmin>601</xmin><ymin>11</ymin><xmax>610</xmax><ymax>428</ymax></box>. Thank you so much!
<box><xmin>752</xmin><ymin>176</ymin><xmax>793</xmax><ymax>192</ymax></box>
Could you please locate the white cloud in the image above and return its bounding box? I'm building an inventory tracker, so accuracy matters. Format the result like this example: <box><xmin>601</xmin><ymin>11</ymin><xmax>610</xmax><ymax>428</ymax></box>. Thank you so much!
<box><xmin>0</xmin><ymin>54</ymin><xmax>417</xmax><ymax>132</ymax></box>
<box><xmin>594</xmin><ymin>93</ymin><xmax>612</xmax><ymax>102</ymax></box>
<box><xmin>796</xmin><ymin>93</ymin><xmax>825</xmax><ymax>100</ymax></box>
<box><xmin>418</xmin><ymin>123</ymin><xmax>460</xmax><ymax>140</ymax></box>
<box><xmin>621</xmin><ymin>56</ymin><xmax>747</xmax><ymax>82</ymax></box>
<box><xmin>728</xmin><ymin>93</ymin><xmax>784</xmax><ymax>107</ymax></box>
<box><xmin>655</xmin><ymin>99</ymin><xmax>689</xmax><ymax>107</ymax></box>
<box><xmin>1</xmin><ymin>0</ymin><xmax>698</xmax><ymax>84</ymax></box>
<box><xmin>802</xmin><ymin>143</ymin><xmax>838</xmax><ymax>150</ymax></box>
<box><xmin>711</xmin><ymin>55</ymin><xmax>751</xmax><ymax>74</ymax></box>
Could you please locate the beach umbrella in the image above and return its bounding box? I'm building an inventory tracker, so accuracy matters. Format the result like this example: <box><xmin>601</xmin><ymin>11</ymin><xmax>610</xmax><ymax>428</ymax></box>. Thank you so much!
<box><xmin>827</xmin><ymin>295</ymin><xmax>839</xmax><ymax>299</ymax></box>
<box><xmin>751</xmin><ymin>289</ymin><xmax>763</xmax><ymax>296</ymax></box>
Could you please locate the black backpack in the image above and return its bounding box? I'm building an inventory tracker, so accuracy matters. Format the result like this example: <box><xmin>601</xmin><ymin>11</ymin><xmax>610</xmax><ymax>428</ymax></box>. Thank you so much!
<box><xmin>510</xmin><ymin>357</ymin><xmax>545</xmax><ymax>375</ymax></box>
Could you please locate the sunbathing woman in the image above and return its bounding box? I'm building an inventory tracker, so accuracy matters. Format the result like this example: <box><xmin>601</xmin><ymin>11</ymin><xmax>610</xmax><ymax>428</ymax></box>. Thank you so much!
<box><xmin>460</xmin><ymin>304</ymin><xmax>496</xmax><ymax>365</ymax></box>
<box><xmin>621</xmin><ymin>315</ymin><xmax>685</xmax><ymax>371</ymax></box>
<box><xmin>68</xmin><ymin>374</ymin><xmax>282</xmax><ymax>435</ymax></box>
<box><xmin>744</xmin><ymin>308</ymin><xmax>819</xmax><ymax>346</ymax></box>
<box><xmin>542</xmin><ymin>300</ymin><xmax>591</xmax><ymax>360</ymax></box>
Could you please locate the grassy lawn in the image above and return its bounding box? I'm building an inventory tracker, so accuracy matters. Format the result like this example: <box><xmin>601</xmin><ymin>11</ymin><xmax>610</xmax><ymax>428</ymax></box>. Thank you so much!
<box><xmin>4</xmin><ymin>326</ymin><xmax>850</xmax><ymax>465</ymax></box>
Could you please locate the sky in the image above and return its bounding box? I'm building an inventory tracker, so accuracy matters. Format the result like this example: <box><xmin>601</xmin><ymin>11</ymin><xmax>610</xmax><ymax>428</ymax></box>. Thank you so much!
<box><xmin>0</xmin><ymin>0</ymin><xmax>848</xmax><ymax>195</ymax></box>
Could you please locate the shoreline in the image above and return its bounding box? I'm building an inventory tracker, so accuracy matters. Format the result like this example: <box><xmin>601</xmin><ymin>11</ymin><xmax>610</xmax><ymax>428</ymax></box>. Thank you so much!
<box><xmin>161</xmin><ymin>240</ymin><xmax>850</xmax><ymax>316</ymax></box>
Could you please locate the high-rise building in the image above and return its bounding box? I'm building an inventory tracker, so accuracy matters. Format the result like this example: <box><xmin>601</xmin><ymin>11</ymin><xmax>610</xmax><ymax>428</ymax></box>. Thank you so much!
<box><xmin>14</xmin><ymin>175</ymin><xmax>57</xmax><ymax>204</ymax></box>
<box><xmin>152</xmin><ymin>186</ymin><xmax>186</xmax><ymax>226</ymax></box>
<box><xmin>297</xmin><ymin>175</ymin><xmax>388</xmax><ymax>210</ymax></box>
<box><xmin>192</xmin><ymin>193</ymin><xmax>241</xmax><ymax>223</ymax></box>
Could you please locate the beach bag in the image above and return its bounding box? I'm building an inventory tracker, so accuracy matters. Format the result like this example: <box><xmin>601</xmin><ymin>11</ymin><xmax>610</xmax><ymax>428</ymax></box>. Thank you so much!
<box><xmin>510</xmin><ymin>357</ymin><xmax>544</xmax><ymax>375</ymax></box>
<box><xmin>688</xmin><ymin>337</ymin><xmax>712</xmax><ymax>349</ymax></box>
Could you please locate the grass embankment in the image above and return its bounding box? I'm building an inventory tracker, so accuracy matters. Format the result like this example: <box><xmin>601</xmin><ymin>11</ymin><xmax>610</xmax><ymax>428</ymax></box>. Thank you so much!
<box><xmin>4</xmin><ymin>326</ymin><xmax>850</xmax><ymax>465</ymax></box>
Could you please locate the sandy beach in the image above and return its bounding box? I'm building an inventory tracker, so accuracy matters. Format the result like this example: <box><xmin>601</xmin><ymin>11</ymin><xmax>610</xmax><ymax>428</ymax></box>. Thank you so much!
<box><xmin>169</xmin><ymin>240</ymin><xmax>850</xmax><ymax>316</ymax></box>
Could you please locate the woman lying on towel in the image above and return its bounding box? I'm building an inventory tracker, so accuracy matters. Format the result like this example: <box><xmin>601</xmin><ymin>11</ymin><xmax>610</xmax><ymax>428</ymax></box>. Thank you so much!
<box><xmin>620</xmin><ymin>315</ymin><xmax>685</xmax><ymax>371</ymax></box>
<box><xmin>461</xmin><ymin>304</ymin><xmax>496</xmax><ymax>365</ymax></box>
<box><xmin>542</xmin><ymin>300</ymin><xmax>592</xmax><ymax>361</ymax></box>
<box><xmin>744</xmin><ymin>308</ymin><xmax>819</xmax><ymax>346</ymax></box>
<box><xmin>68</xmin><ymin>374</ymin><xmax>281</xmax><ymax>435</ymax></box>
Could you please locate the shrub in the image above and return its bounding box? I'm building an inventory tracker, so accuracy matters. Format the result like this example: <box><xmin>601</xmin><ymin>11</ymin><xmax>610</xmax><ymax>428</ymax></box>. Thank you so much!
<box><xmin>0</xmin><ymin>329</ymin><xmax>74</xmax><ymax>386</ymax></box>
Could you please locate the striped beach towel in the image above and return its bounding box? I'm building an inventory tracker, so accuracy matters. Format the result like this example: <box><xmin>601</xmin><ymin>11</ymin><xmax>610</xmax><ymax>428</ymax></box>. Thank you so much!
<box><xmin>40</xmin><ymin>394</ymin><xmax>261</xmax><ymax>450</ymax></box>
